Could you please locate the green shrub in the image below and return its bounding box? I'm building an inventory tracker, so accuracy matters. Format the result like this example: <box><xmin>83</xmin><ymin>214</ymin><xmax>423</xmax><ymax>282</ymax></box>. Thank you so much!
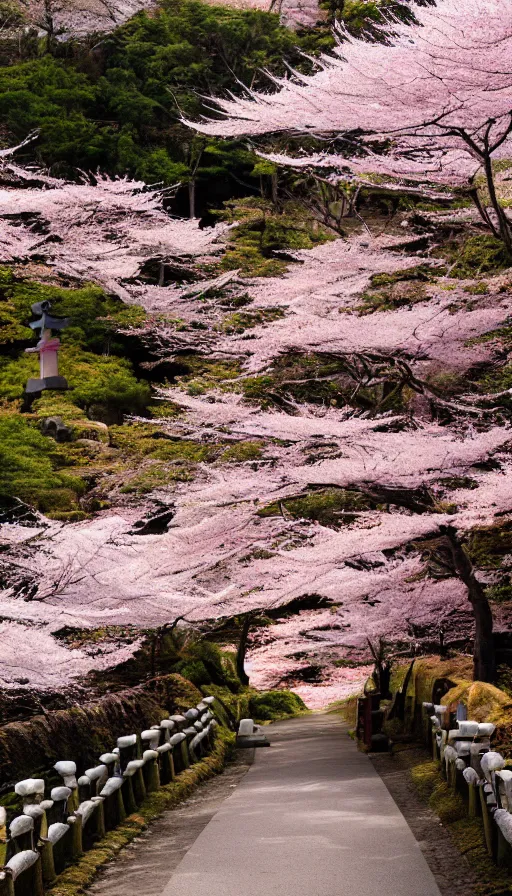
<box><xmin>0</xmin><ymin>415</ymin><xmax>85</xmax><ymax>511</ymax></box>
<box><xmin>177</xmin><ymin>660</ymin><xmax>210</xmax><ymax>686</ymax></box>
<box><xmin>249</xmin><ymin>689</ymin><xmax>307</xmax><ymax>721</ymax></box>
<box><xmin>0</xmin><ymin>268</ymin><xmax>144</xmax><ymax>353</ymax></box>
<box><xmin>0</xmin><ymin>350</ymin><xmax>150</xmax><ymax>424</ymax></box>
<box><xmin>59</xmin><ymin>350</ymin><xmax>151</xmax><ymax>423</ymax></box>
<box><xmin>0</xmin><ymin>270</ymin><xmax>151</xmax><ymax>424</ymax></box>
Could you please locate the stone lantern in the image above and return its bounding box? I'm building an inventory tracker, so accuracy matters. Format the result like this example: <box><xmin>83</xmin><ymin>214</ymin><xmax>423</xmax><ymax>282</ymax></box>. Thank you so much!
<box><xmin>25</xmin><ymin>300</ymin><xmax>69</xmax><ymax>396</ymax></box>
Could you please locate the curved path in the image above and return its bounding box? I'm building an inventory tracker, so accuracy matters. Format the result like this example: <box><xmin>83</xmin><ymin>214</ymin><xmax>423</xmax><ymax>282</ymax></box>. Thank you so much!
<box><xmin>94</xmin><ymin>714</ymin><xmax>442</xmax><ymax>896</ymax></box>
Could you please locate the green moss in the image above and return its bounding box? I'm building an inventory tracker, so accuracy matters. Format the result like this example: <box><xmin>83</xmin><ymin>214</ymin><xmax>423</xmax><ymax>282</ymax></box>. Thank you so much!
<box><xmin>438</xmin><ymin>476</ymin><xmax>479</xmax><ymax>491</ymax></box>
<box><xmin>220</xmin><ymin>441</ymin><xmax>263</xmax><ymax>463</ymax></box>
<box><xmin>169</xmin><ymin>356</ymin><xmax>242</xmax><ymax>397</ymax></box>
<box><xmin>220</xmin><ymin>307</ymin><xmax>285</xmax><ymax>334</ymax></box>
<box><xmin>477</xmin><ymin>362</ymin><xmax>512</xmax><ymax>395</ymax></box>
<box><xmin>442</xmin><ymin>681</ymin><xmax>512</xmax><ymax>752</ymax></box>
<box><xmin>406</xmin><ymin>655</ymin><xmax>473</xmax><ymax>706</ymax></box>
<box><xmin>177</xmin><ymin>356</ymin><xmax>242</xmax><ymax>383</ymax></box>
<box><xmin>257</xmin><ymin>484</ymin><xmax>437</xmax><ymax>528</ymax></box>
<box><xmin>249</xmin><ymin>689</ymin><xmax>307</xmax><ymax>721</ymax></box>
<box><xmin>148</xmin><ymin>441</ymin><xmax>213</xmax><ymax>463</ymax></box>
<box><xmin>435</xmin><ymin>234</ymin><xmax>511</xmax><ymax>278</ymax></box>
<box><xmin>146</xmin><ymin>401</ymin><xmax>183</xmax><ymax>419</ymax></box>
<box><xmin>464</xmin><ymin>281</ymin><xmax>490</xmax><ymax>295</ymax></box>
<box><xmin>369</xmin><ymin>265</ymin><xmax>441</xmax><ymax>289</ymax></box>
<box><xmin>47</xmin><ymin>509</ymin><xmax>89</xmax><ymax>522</ymax></box>
<box><xmin>258</xmin><ymin>487</ymin><xmax>372</xmax><ymax>527</ymax></box>
<box><xmin>425</xmin><ymin>369</ymin><xmax>466</xmax><ymax>397</ymax></box>
<box><xmin>354</xmin><ymin>265</ymin><xmax>441</xmax><ymax>315</ymax></box>
<box><xmin>388</xmin><ymin>662</ymin><xmax>412</xmax><ymax>696</ymax></box>
<box><xmin>151</xmin><ymin>674</ymin><xmax>205</xmax><ymax>714</ymax></box>
<box><xmin>109</xmin><ymin>424</ymin><xmax>215</xmax><ymax>463</ymax></box>
<box><xmin>221</xmin><ymin>242</ymin><xmax>288</xmax><ymax>278</ymax></box>
<box><xmin>467</xmin><ymin>318</ymin><xmax>512</xmax><ymax>348</ymax></box>
<box><xmin>241</xmin><ymin>374</ymin><xmax>277</xmax><ymax>404</ymax></box>
<box><xmin>355</xmin><ymin>281</ymin><xmax>428</xmax><ymax>315</ymax></box>
<box><xmin>430</xmin><ymin>779</ymin><xmax>466</xmax><ymax>824</ymax></box>
<box><xmin>218</xmin><ymin>198</ymin><xmax>333</xmax><ymax>278</ymax></box>
<box><xmin>469</xmin><ymin>522</ymin><xmax>512</xmax><ymax>569</ymax></box>
<box><xmin>30</xmin><ymin>393</ymin><xmax>87</xmax><ymax>423</ymax></box>
<box><xmin>486</xmin><ymin>581</ymin><xmax>512</xmax><ymax>603</ymax></box>
<box><xmin>119</xmin><ymin>463</ymin><xmax>193</xmax><ymax>495</ymax></box>
<box><xmin>0</xmin><ymin>415</ymin><xmax>87</xmax><ymax>512</ymax></box>
<box><xmin>205</xmin><ymin>684</ymin><xmax>251</xmax><ymax>725</ymax></box>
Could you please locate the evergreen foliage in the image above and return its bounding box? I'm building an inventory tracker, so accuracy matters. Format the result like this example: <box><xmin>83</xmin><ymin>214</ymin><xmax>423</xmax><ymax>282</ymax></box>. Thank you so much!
<box><xmin>249</xmin><ymin>689</ymin><xmax>307</xmax><ymax>720</ymax></box>
<box><xmin>0</xmin><ymin>0</ymin><xmax>318</xmax><ymax>213</ymax></box>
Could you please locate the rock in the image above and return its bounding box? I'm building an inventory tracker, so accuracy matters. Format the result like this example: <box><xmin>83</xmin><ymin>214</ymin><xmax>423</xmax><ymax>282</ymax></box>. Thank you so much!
<box><xmin>73</xmin><ymin>422</ymin><xmax>109</xmax><ymax>443</ymax></box>
<box><xmin>370</xmin><ymin>732</ymin><xmax>389</xmax><ymax>752</ymax></box>
<box><xmin>130</xmin><ymin>505</ymin><xmax>175</xmax><ymax>535</ymax></box>
<box><xmin>40</xmin><ymin>416</ymin><xmax>72</xmax><ymax>442</ymax></box>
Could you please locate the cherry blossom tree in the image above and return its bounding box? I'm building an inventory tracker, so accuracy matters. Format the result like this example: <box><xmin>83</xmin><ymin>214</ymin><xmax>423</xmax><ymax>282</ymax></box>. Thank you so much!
<box><xmin>0</xmin><ymin>167</ymin><xmax>228</xmax><ymax>297</ymax></box>
<box><xmin>190</xmin><ymin>0</ymin><xmax>512</xmax><ymax>249</ymax></box>
<box><xmin>1</xmin><ymin>142</ymin><xmax>512</xmax><ymax>699</ymax></box>
<box><xmin>14</xmin><ymin>0</ymin><xmax>160</xmax><ymax>39</ymax></box>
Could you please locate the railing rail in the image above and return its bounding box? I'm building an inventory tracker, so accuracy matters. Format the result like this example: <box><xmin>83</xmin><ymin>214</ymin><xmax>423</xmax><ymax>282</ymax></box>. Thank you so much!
<box><xmin>423</xmin><ymin>700</ymin><xmax>512</xmax><ymax>868</ymax></box>
<box><xmin>0</xmin><ymin>696</ymin><xmax>218</xmax><ymax>896</ymax></box>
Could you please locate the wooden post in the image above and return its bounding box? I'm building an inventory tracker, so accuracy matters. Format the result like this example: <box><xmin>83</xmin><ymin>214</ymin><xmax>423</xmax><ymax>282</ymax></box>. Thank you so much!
<box><xmin>363</xmin><ymin>696</ymin><xmax>373</xmax><ymax>750</ymax></box>
<box><xmin>479</xmin><ymin>785</ymin><xmax>495</xmax><ymax>858</ymax></box>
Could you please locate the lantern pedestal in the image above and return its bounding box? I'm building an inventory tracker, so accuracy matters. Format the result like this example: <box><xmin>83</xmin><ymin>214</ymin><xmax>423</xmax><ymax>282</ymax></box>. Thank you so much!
<box><xmin>25</xmin><ymin>376</ymin><xmax>69</xmax><ymax>395</ymax></box>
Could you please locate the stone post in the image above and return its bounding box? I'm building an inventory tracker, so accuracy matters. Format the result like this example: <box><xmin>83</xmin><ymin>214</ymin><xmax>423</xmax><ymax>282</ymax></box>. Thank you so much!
<box><xmin>170</xmin><ymin>733</ymin><xmax>188</xmax><ymax>773</ymax></box>
<box><xmin>117</xmin><ymin>736</ymin><xmax>138</xmax><ymax>773</ymax></box>
<box><xmin>142</xmin><ymin>751</ymin><xmax>160</xmax><ymax>793</ymax></box>
<box><xmin>54</xmin><ymin>762</ymin><xmax>79</xmax><ymax>812</ymax></box>
<box><xmin>99</xmin><ymin>777</ymin><xmax>126</xmax><ymax>831</ymax></box>
<box><xmin>6</xmin><ymin>816</ymin><xmax>44</xmax><ymax>896</ymax></box>
<box><xmin>1</xmin><ymin>851</ymin><xmax>43</xmax><ymax>896</ymax></box>
<box><xmin>124</xmin><ymin>761</ymin><xmax>146</xmax><ymax>806</ymax></box>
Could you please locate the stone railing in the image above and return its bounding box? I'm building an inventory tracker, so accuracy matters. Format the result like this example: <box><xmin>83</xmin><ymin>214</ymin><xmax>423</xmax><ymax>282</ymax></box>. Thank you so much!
<box><xmin>424</xmin><ymin>701</ymin><xmax>512</xmax><ymax>867</ymax></box>
<box><xmin>0</xmin><ymin>696</ymin><xmax>217</xmax><ymax>895</ymax></box>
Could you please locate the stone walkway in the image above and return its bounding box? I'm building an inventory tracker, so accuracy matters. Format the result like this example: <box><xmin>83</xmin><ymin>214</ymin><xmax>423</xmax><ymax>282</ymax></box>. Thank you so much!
<box><xmin>91</xmin><ymin>714</ymin><xmax>442</xmax><ymax>896</ymax></box>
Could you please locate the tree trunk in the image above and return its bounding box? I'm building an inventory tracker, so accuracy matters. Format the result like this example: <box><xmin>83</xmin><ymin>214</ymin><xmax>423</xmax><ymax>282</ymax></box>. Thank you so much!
<box><xmin>483</xmin><ymin>154</ymin><xmax>512</xmax><ymax>255</ymax></box>
<box><xmin>236</xmin><ymin>614</ymin><xmax>252</xmax><ymax>686</ymax></box>
<box><xmin>442</xmin><ymin>526</ymin><xmax>496</xmax><ymax>683</ymax></box>
<box><xmin>150</xmin><ymin>633</ymin><xmax>157</xmax><ymax>679</ymax></box>
<box><xmin>188</xmin><ymin>179</ymin><xmax>196</xmax><ymax>220</ymax></box>
<box><xmin>271</xmin><ymin>172</ymin><xmax>278</xmax><ymax>206</ymax></box>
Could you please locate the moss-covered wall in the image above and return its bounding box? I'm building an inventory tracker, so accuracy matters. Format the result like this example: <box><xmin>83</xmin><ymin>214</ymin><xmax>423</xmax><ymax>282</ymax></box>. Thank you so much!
<box><xmin>0</xmin><ymin>674</ymin><xmax>202</xmax><ymax>793</ymax></box>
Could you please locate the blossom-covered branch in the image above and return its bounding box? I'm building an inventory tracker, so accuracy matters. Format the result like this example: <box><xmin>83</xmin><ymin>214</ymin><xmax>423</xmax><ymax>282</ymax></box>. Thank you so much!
<box><xmin>190</xmin><ymin>0</ymin><xmax>512</xmax><ymax>246</ymax></box>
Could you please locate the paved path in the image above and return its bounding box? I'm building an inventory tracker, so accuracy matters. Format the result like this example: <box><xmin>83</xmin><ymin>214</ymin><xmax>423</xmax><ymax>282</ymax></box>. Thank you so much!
<box><xmin>161</xmin><ymin>713</ymin><xmax>441</xmax><ymax>896</ymax></box>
